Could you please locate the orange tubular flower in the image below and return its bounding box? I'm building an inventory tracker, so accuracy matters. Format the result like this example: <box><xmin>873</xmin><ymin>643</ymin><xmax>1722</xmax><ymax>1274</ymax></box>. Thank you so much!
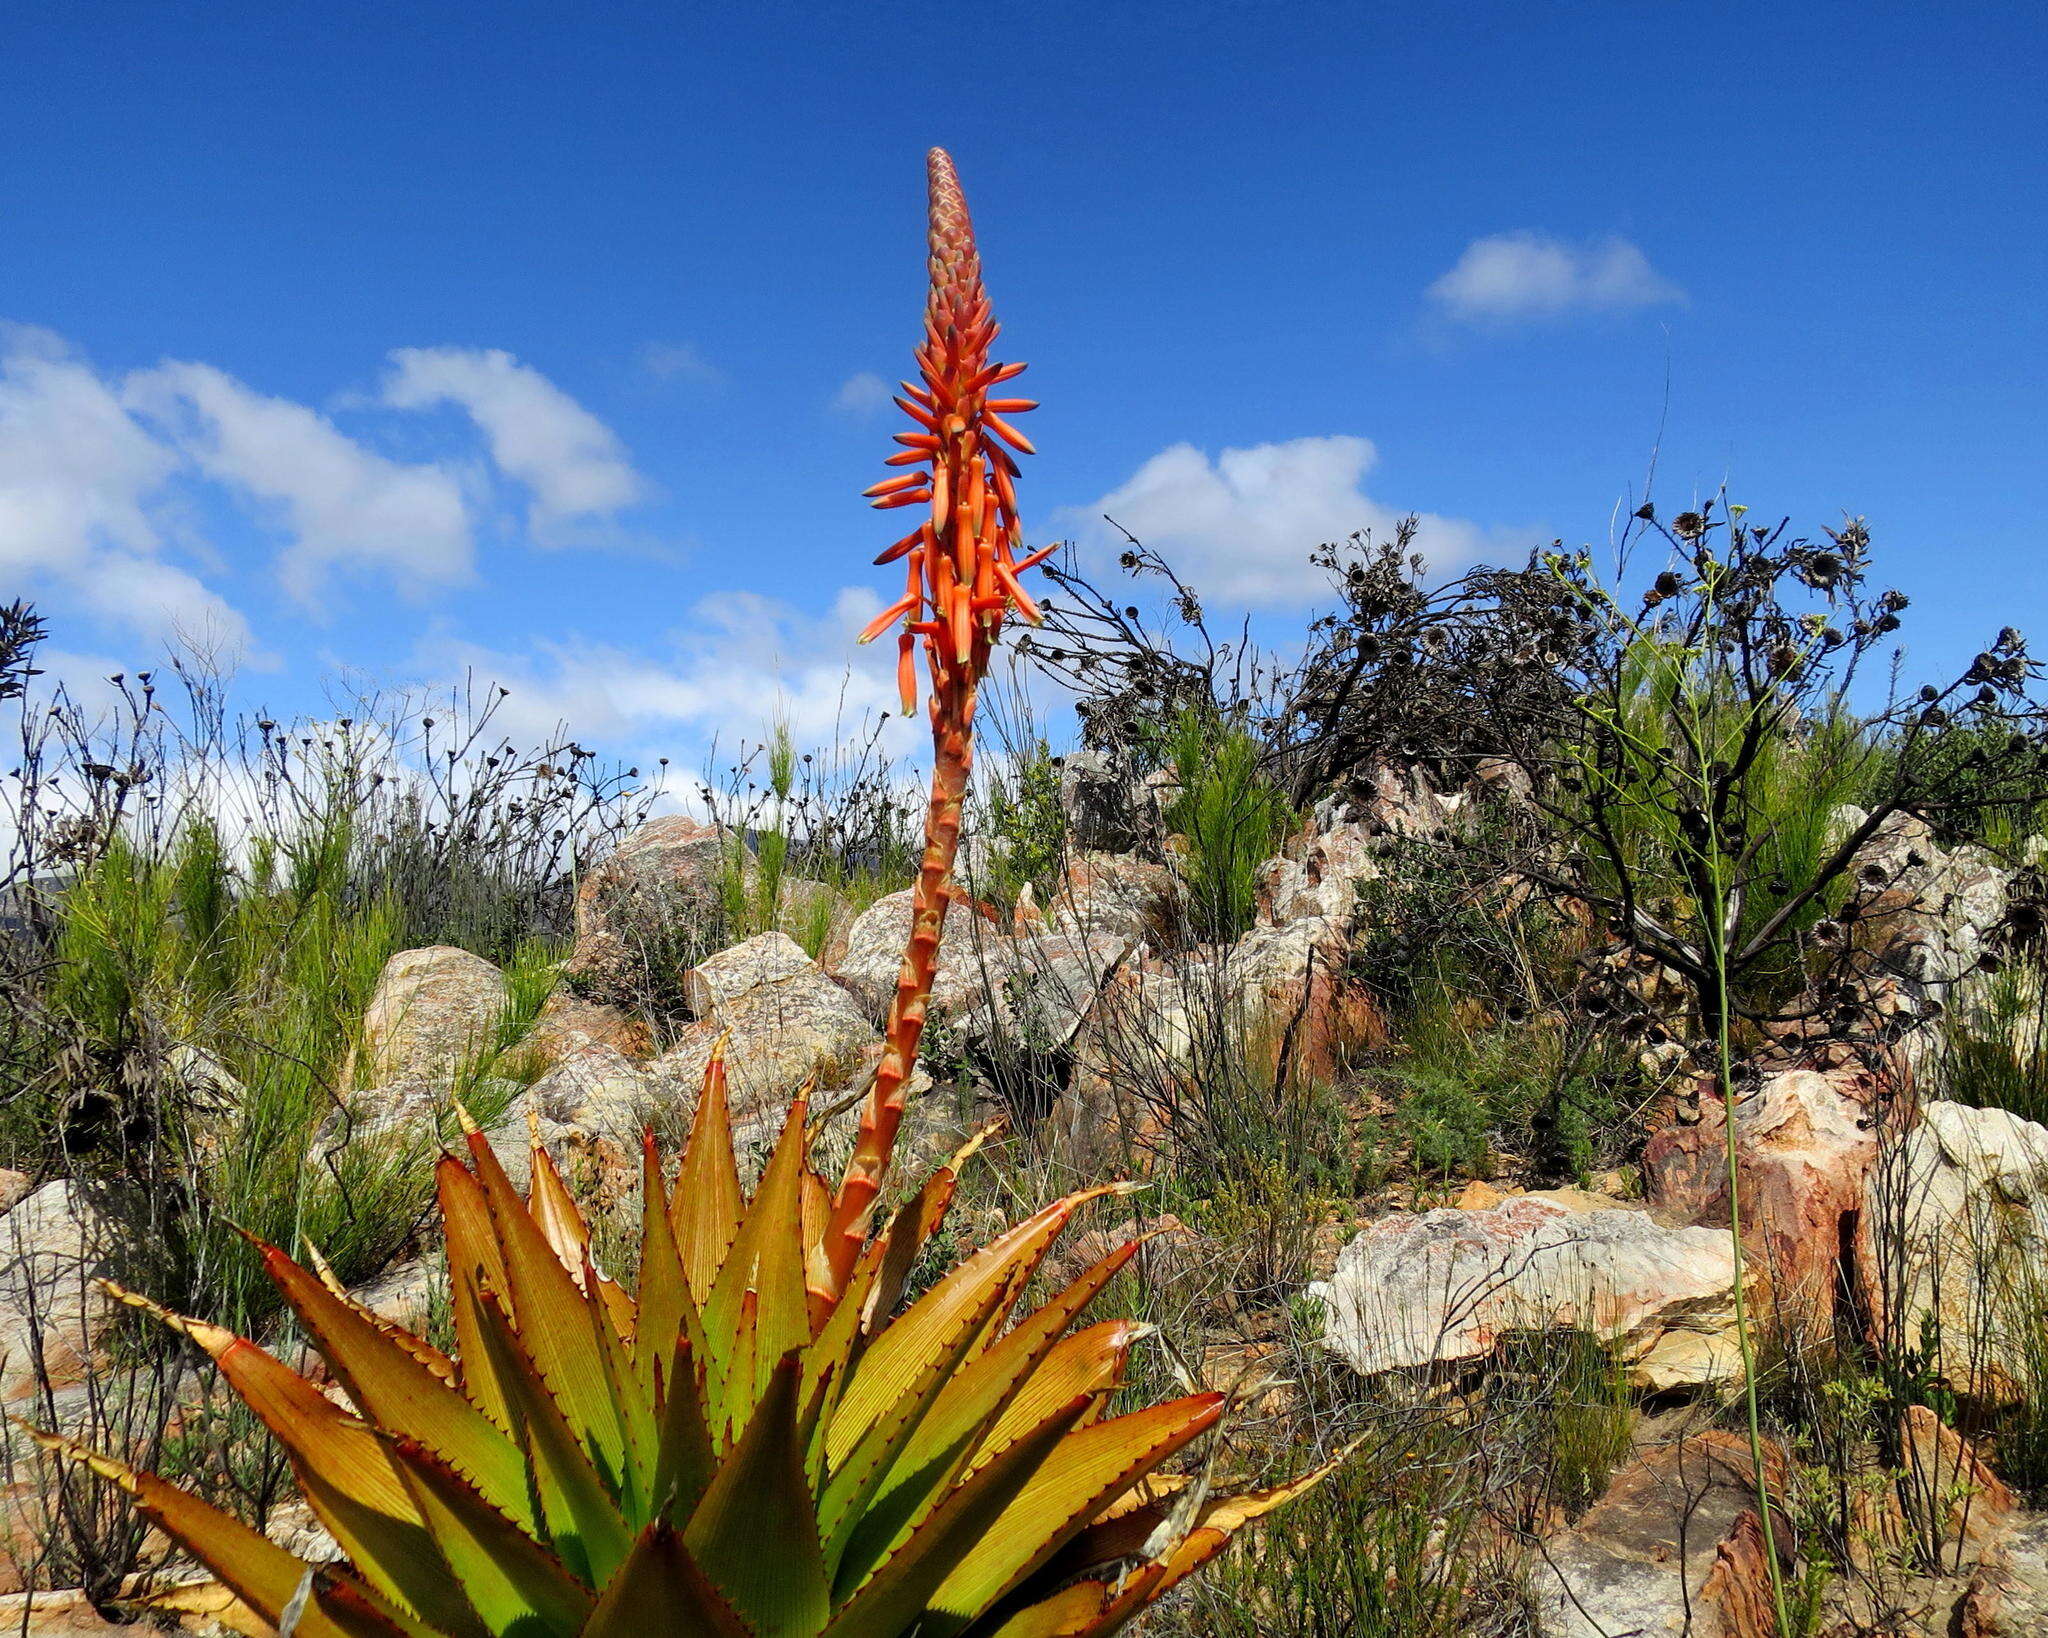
<box><xmin>826</xmin><ymin>148</ymin><xmax>1051</xmax><ymax>1288</ymax></box>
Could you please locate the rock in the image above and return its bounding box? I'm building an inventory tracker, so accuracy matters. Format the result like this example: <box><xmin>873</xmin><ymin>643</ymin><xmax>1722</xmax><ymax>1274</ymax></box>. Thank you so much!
<box><xmin>564</xmin><ymin>816</ymin><xmax>733</xmax><ymax>1003</ymax></box>
<box><xmin>1046</xmin><ymin>852</ymin><xmax>1183</xmax><ymax>944</ymax></box>
<box><xmin>0</xmin><ymin>1174</ymin><xmax>30</xmax><ymax>1216</ymax></box>
<box><xmin>359</xmin><ymin>946</ymin><xmax>509</xmax><ymax>1086</ymax></box>
<box><xmin>949</xmin><ymin>932</ymin><xmax>1136</xmax><ymax>1057</ymax></box>
<box><xmin>826</xmin><ymin>888</ymin><xmax>993</xmax><ymax>1022</ymax></box>
<box><xmin>1898</xmin><ymin>1403</ymin><xmax>2014</xmax><ymax>1563</ymax></box>
<box><xmin>1058</xmin><ymin>750</ymin><xmax>1150</xmax><ymax>854</ymax></box>
<box><xmin>1228</xmin><ymin>914</ymin><xmax>1383</xmax><ymax>1080</ymax></box>
<box><xmin>523</xmin><ymin>989</ymin><xmax>653</xmax><ymax>1066</ymax></box>
<box><xmin>1869</xmin><ymin>1099</ymin><xmax>2048</xmax><ymax>1404</ymax></box>
<box><xmin>1532</xmin><ymin>1431</ymin><xmax>1787</xmax><ymax>1638</ymax></box>
<box><xmin>1645</xmin><ymin>1064</ymin><xmax>1883</xmax><ymax>1336</ymax></box>
<box><xmin>1310</xmin><ymin>1194</ymin><xmax>1747</xmax><ymax>1392</ymax></box>
<box><xmin>1977</xmin><ymin>1512</ymin><xmax>2048</xmax><ymax>1635</ymax></box>
<box><xmin>344</xmin><ymin>1257</ymin><xmax>443</xmax><ymax>1336</ymax></box>
<box><xmin>0</xmin><ymin>1183</ymin><xmax>116</xmax><ymax>1402</ymax></box>
<box><xmin>1257</xmin><ymin>815</ymin><xmax>1381</xmax><ymax>926</ymax></box>
<box><xmin>652</xmin><ymin>942</ymin><xmax>877</xmax><ymax>1124</ymax></box>
<box><xmin>526</xmin><ymin>1038</ymin><xmax>654</xmax><ymax>1144</ymax></box>
<box><xmin>684</xmin><ymin>931</ymin><xmax>816</xmax><ymax>1015</ymax></box>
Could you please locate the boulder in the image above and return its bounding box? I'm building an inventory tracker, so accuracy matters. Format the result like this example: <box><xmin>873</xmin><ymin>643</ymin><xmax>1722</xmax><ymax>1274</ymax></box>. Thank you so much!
<box><xmin>1310</xmin><ymin>1194</ymin><xmax>1747</xmax><ymax>1392</ymax></box>
<box><xmin>652</xmin><ymin>940</ymin><xmax>877</xmax><ymax>1123</ymax></box>
<box><xmin>359</xmin><ymin>946</ymin><xmax>508</xmax><ymax>1087</ymax></box>
<box><xmin>0</xmin><ymin>1183</ymin><xmax>116</xmax><ymax>1402</ymax></box>
<box><xmin>685</xmin><ymin>931</ymin><xmax>816</xmax><ymax>1015</ymax></box>
<box><xmin>525</xmin><ymin>1038</ymin><xmax>652</xmax><ymax>1146</ymax></box>
<box><xmin>1867</xmin><ymin>1099</ymin><xmax>2048</xmax><ymax>1404</ymax></box>
<box><xmin>564</xmin><ymin>816</ymin><xmax>733</xmax><ymax>1002</ymax></box>
<box><xmin>1532</xmin><ymin>1431</ymin><xmax>1788</xmax><ymax>1638</ymax></box>
<box><xmin>523</xmin><ymin>989</ymin><xmax>653</xmax><ymax>1066</ymax></box>
<box><xmin>948</xmin><ymin>932</ymin><xmax>1136</xmax><ymax>1056</ymax></box>
<box><xmin>1257</xmin><ymin>816</ymin><xmax>1381</xmax><ymax>926</ymax></box>
<box><xmin>1046</xmin><ymin>852</ymin><xmax>1183</xmax><ymax>944</ymax></box>
<box><xmin>1057</xmin><ymin>750</ymin><xmax>1153</xmax><ymax>854</ymax></box>
<box><xmin>826</xmin><ymin>888</ymin><xmax>992</xmax><ymax>1022</ymax></box>
<box><xmin>1645</xmin><ymin>1064</ymin><xmax>1883</xmax><ymax>1336</ymax></box>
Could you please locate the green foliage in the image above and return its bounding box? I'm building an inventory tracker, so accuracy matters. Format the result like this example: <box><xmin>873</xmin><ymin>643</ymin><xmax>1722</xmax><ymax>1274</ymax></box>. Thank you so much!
<box><xmin>1166</xmin><ymin>708</ymin><xmax>1294</xmax><ymax>943</ymax></box>
<box><xmin>18</xmin><ymin>809</ymin><xmax>544</xmax><ymax>1333</ymax></box>
<box><xmin>1934</xmin><ymin>956</ymin><xmax>2048</xmax><ymax>1127</ymax></box>
<box><xmin>978</xmin><ymin>736</ymin><xmax>1066</xmax><ymax>908</ymax></box>
<box><xmin>1378</xmin><ymin>1015</ymin><xmax>1636</xmax><ymax>1188</ymax></box>
<box><xmin>1153</xmin><ymin>1427</ymin><xmax>1477</xmax><ymax>1638</ymax></box>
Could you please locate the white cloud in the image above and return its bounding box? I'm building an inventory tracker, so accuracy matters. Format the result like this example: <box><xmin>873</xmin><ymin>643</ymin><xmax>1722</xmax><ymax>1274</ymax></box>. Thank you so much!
<box><xmin>1426</xmin><ymin>232</ymin><xmax>1685</xmax><ymax>322</ymax></box>
<box><xmin>831</xmin><ymin>371</ymin><xmax>892</xmax><ymax>418</ymax></box>
<box><xmin>126</xmin><ymin>359</ymin><xmax>475</xmax><ymax>609</ymax></box>
<box><xmin>424</xmin><ymin>584</ymin><xmax>908</xmax><ymax>761</ymax></box>
<box><xmin>1061</xmin><ymin>435</ymin><xmax>1506</xmax><ymax>607</ymax></box>
<box><xmin>640</xmin><ymin>341</ymin><xmax>723</xmax><ymax>386</ymax></box>
<box><xmin>382</xmin><ymin>346</ymin><xmax>646</xmax><ymax>538</ymax></box>
<box><xmin>0</xmin><ymin>335</ymin><xmax>253</xmax><ymax>652</ymax></box>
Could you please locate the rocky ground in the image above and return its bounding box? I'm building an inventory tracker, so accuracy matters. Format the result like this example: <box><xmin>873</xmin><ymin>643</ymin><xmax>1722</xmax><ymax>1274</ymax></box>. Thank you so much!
<box><xmin>5</xmin><ymin>765</ymin><xmax>2047</xmax><ymax>1636</ymax></box>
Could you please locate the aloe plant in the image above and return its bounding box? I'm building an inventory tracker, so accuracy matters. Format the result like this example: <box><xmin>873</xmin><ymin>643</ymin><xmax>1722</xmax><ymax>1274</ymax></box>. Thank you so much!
<box><xmin>42</xmin><ymin>1052</ymin><xmax>1319</xmax><ymax>1635</ymax></box>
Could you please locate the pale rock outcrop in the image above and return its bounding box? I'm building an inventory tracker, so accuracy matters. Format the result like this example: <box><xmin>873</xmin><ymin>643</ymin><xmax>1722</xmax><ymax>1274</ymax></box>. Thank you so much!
<box><xmin>826</xmin><ymin>888</ymin><xmax>991</xmax><ymax>1022</ymax></box>
<box><xmin>1256</xmin><ymin>817</ymin><xmax>1381</xmax><ymax>926</ymax></box>
<box><xmin>359</xmin><ymin>946</ymin><xmax>509</xmax><ymax>1086</ymax></box>
<box><xmin>0</xmin><ymin>1182</ymin><xmax>116</xmax><ymax>1402</ymax></box>
<box><xmin>1311</xmin><ymin>1194</ymin><xmax>1747</xmax><ymax>1392</ymax></box>
<box><xmin>654</xmin><ymin>936</ymin><xmax>877</xmax><ymax>1122</ymax></box>
<box><xmin>1646</xmin><ymin>1064</ymin><xmax>1883</xmax><ymax>1334</ymax></box>
<box><xmin>1869</xmin><ymin>1099</ymin><xmax>2048</xmax><ymax>1403</ymax></box>
<box><xmin>1533</xmin><ymin>1432</ymin><xmax>1788</xmax><ymax>1638</ymax></box>
<box><xmin>1046</xmin><ymin>852</ymin><xmax>1183</xmax><ymax>944</ymax></box>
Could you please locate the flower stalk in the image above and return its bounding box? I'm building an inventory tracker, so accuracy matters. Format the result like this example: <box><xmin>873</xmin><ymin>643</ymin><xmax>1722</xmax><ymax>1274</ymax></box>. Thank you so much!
<box><xmin>824</xmin><ymin>148</ymin><xmax>1049</xmax><ymax>1289</ymax></box>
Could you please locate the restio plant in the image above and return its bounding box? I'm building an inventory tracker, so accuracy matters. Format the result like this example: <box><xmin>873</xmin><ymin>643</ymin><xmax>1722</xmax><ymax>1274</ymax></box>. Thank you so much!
<box><xmin>32</xmin><ymin>149</ymin><xmax>1324</xmax><ymax>1637</ymax></box>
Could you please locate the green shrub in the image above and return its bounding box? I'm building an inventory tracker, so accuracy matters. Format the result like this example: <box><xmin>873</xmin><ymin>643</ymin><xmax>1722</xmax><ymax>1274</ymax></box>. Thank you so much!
<box><xmin>1168</xmin><ymin>707</ymin><xmax>1294</xmax><ymax>943</ymax></box>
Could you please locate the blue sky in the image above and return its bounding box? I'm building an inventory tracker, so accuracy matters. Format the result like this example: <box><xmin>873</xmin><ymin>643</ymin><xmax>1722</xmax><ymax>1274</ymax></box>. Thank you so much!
<box><xmin>4</xmin><ymin>0</ymin><xmax>2044</xmax><ymax>772</ymax></box>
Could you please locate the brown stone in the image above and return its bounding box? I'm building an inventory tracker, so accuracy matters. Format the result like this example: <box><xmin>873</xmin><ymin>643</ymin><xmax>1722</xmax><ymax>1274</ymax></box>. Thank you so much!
<box><xmin>1645</xmin><ymin>1064</ymin><xmax>1885</xmax><ymax>1337</ymax></box>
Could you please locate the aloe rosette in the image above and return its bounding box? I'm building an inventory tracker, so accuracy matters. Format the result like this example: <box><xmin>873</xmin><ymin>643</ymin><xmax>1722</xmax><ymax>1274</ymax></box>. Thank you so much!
<box><xmin>42</xmin><ymin>1055</ymin><xmax>1318</xmax><ymax>1635</ymax></box>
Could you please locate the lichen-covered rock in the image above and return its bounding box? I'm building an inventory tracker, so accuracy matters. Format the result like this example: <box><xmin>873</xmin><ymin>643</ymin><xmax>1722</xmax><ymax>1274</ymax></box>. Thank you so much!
<box><xmin>0</xmin><ymin>1182</ymin><xmax>116</xmax><ymax>1402</ymax></box>
<box><xmin>1870</xmin><ymin>1099</ymin><xmax>2048</xmax><ymax>1404</ymax></box>
<box><xmin>1310</xmin><ymin>1194</ymin><xmax>1746</xmax><ymax>1391</ymax></box>
<box><xmin>359</xmin><ymin>945</ymin><xmax>508</xmax><ymax>1086</ymax></box>
<box><xmin>684</xmin><ymin>931</ymin><xmax>816</xmax><ymax>1015</ymax></box>
<box><xmin>653</xmin><ymin>942</ymin><xmax>877</xmax><ymax>1122</ymax></box>
<box><xmin>523</xmin><ymin>988</ymin><xmax>653</xmax><ymax>1066</ymax></box>
<box><xmin>1047</xmin><ymin>852</ymin><xmax>1183</xmax><ymax>944</ymax></box>
<box><xmin>563</xmin><ymin>816</ymin><xmax>732</xmax><ymax>1002</ymax></box>
<box><xmin>825</xmin><ymin>888</ymin><xmax>991</xmax><ymax>1021</ymax></box>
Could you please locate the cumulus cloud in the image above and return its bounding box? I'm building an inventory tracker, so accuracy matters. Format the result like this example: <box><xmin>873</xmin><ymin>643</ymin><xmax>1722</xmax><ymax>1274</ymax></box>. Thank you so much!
<box><xmin>831</xmin><ymin>371</ymin><xmax>892</xmax><ymax>418</ymax></box>
<box><xmin>382</xmin><ymin>346</ymin><xmax>646</xmax><ymax>538</ymax></box>
<box><xmin>126</xmin><ymin>360</ymin><xmax>475</xmax><ymax>608</ymax></box>
<box><xmin>425</xmin><ymin>584</ymin><xmax>907</xmax><ymax>760</ymax></box>
<box><xmin>1061</xmin><ymin>435</ymin><xmax>1506</xmax><ymax>607</ymax></box>
<box><xmin>0</xmin><ymin>334</ymin><xmax>253</xmax><ymax>651</ymax></box>
<box><xmin>1426</xmin><ymin>232</ymin><xmax>1685</xmax><ymax>322</ymax></box>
